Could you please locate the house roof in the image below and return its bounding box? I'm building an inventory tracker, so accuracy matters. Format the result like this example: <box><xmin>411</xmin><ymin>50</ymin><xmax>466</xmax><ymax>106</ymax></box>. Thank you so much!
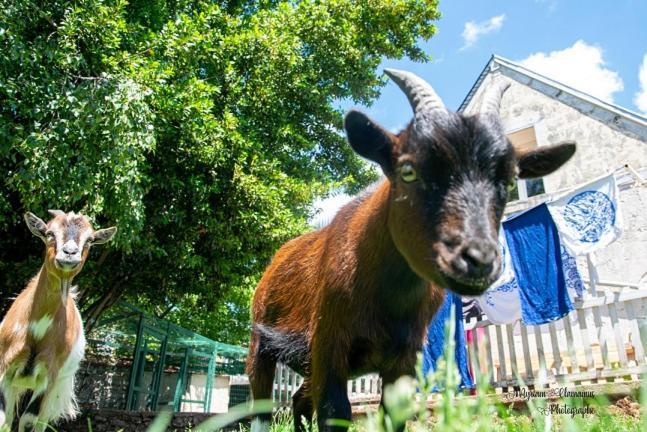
<box><xmin>458</xmin><ymin>55</ymin><xmax>647</xmax><ymax>141</ymax></box>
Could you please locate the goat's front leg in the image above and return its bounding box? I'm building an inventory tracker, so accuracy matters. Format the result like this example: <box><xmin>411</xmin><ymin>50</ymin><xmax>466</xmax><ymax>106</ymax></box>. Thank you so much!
<box><xmin>314</xmin><ymin>372</ymin><xmax>351</xmax><ymax>432</ymax></box>
<box><xmin>18</xmin><ymin>392</ymin><xmax>43</xmax><ymax>432</ymax></box>
<box><xmin>311</xmin><ymin>340</ymin><xmax>352</xmax><ymax>432</ymax></box>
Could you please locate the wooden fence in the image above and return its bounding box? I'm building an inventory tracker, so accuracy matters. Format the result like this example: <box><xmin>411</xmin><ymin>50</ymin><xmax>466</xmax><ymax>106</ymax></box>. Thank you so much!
<box><xmin>271</xmin><ymin>277</ymin><xmax>647</xmax><ymax>405</ymax></box>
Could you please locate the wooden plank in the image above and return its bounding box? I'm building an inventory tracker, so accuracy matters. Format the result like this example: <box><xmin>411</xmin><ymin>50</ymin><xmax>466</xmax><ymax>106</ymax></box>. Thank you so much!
<box><xmin>576</xmin><ymin>308</ymin><xmax>595</xmax><ymax>370</ymax></box>
<box><xmin>533</xmin><ymin>325</ymin><xmax>546</xmax><ymax>380</ymax></box>
<box><xmin>505</xmin><ymin>324</ymin><xmax>518</xmax><ymax>381</ymax></box>
<box><xmin>639</xmin><ymin>298</ymin><xmax>647</xmax><ymax>363</ymax></box>
<box><xmin>562</xmin><ymin>314</ymin><xmax>579</xmax><ymax>374</ymax></box>
<box><xmin>471</xmin><ymin>327</ymin><xmax>481</xmax><ymax>372</ymax></box>
<box><xmin>291</xmin><ymin>367</ymin><xmax>298</xmax><ymax>399</ymax></box>
<box><xmin>519</xmin><ymin>324</ymin><xmax>533</xmax><ymax>381</ymax></box>
<box><xmin>284</xmin><ymin>367</ymin><xmax>290</xmax><ymax>401</ymax></box>
<box><xmin>607</xmin><ymin>302</ymin><xmax>629</xmax><ymax>367</ymax></box>
<box><xmin>551</xmin><ymin>364</ymin><xmax>647</xmax><ymax>384</ymax></box>
<box><xmin>574</xmin><ymin>289</ymin><xmax>647</xmax><ymax>309</ymax></box>
<box><xmin>495</xmin><ymin>325</ymin><xmax>507</xmax><ymax>383</ymax></box>
<box><xmin>483</xmin><ymin>326</ymin><xmax>496</xmax><ymax>383</ymax></box>
<box><xmin>624</xmin><ymin>299</ymin><xmax>646</xmax><ymax>365</ymax></box>
<box><xmin>485</xmin><ymin>364</ymin><xmax>647</xmax><ymax>390</ymax></box>
<box><xmin>276</xmin><ymin>364</ymin><xmax>284</xmax><ymax>402</ymax></box>
<box><xmin>548</xmin><ymin>321</ymin><xmax>563</xmax><ymax>374</ymax></box>
<box><xmin>591</xmin><ymin>304</ymin><xmax>610</xmax><ymax>369</ymax></box>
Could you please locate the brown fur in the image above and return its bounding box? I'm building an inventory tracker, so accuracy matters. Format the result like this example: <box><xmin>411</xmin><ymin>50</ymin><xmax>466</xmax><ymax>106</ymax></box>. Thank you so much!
<box><xmin>0</xmin><ymin>269</ymin><xmax>83</xmax><ymax>382</ymax></box>
<box><xmin>247</xmin><ymin>74</ymin><xmax>576</xmax><ymax>432</ymax></box>
<box><xmin>248</xmin><ymin>180</ymin><xmax>445</xmax><ymax>430</ymax></box>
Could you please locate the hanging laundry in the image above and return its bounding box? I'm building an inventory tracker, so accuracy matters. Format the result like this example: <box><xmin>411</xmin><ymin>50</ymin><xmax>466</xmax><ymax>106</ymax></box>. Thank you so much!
<box><xmin>560</xmin><ymin>244</ymin><xmax>585</xmax><ymax>301</ymax></box>
<box><xmin>548</xmin><ymin>173</ymin><xmax>622</xmax><ymax>255</ymax></box>
<box><xmin>423</xmin><ymin>291</ymin><xmax>474</xmax><ymax>389</ymax></box>
<box><xmin>504</xmin><ymin>203</ymin><xmax>574</xmax><ymax>325</ymax></box>
<box><xmin>475</xmin><ymin>228</ymin><xmax>521</xmax><ymax>325</ymax></box>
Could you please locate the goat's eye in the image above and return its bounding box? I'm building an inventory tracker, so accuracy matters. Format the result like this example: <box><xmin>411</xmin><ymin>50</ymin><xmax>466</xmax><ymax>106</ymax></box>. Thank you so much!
<box><xmin>400</xmin><ymin>163</ymin><xmax>418</xmax><ymax>183</ymax></box>
<box><xmin>45</xmin><ymin>232</ymin><xmax>55</xmax><ymax>241</ymax></box>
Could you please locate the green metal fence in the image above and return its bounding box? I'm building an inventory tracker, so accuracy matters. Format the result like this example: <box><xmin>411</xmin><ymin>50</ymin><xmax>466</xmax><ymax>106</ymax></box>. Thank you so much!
<box><xmin>76</xmin><ymin>302</ymin><xmax>248</xmax><ymax>413</ymax></box>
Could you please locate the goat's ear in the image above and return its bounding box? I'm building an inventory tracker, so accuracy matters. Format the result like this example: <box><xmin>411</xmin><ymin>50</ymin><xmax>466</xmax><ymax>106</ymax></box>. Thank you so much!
<box><xmin>24</xmin><ymin>212</ymin><xmax>48</xmax><ymax>240</ymax></box>
<box><xmin>344</xmin><ymin>110</ymin><xmax>396</xmax><ymax>175</ymax></box>
<box><xmin>91</xmin><ymin>227</ymin><xmax>117</xmax><ymax>245</ymax></box>
<box><xmin>516</xmin><ymin>141</ymin><xmax>576</xmax><ymax>179</ymax></box>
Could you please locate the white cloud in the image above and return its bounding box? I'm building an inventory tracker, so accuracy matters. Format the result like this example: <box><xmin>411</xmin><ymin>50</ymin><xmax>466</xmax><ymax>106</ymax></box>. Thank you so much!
<box><xmin>633</xmin><ymin>54</ymin><xmax>647</xmax><ymax>114</ymax></box>
<box><xmin>461</xmin><ymin>14</ymin><xmax>505</xmax><ymax>50</ymax></box>
<box><xmin>519</xmin><ymin>40</ymin><xmax>624</xmax><ymax>103</ymax></box>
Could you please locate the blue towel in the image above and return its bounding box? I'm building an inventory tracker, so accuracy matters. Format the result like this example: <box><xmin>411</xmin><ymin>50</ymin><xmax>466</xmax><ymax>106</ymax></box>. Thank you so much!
<box><xmin>422</xmin><ymin>291</ymin><xmax>474</xmax><ymax>389</ymax></box>
<box><xmin>503</xmin><ymin>203</ymin><xmax>573</xmax><ymax>325</ymax></box>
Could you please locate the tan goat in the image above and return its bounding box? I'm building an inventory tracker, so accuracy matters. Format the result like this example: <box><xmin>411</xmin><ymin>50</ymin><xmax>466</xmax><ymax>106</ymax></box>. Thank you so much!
<box><xmin>0</xmin><ymin>210</ymin><xmax>116</xmax><ymax>431</ymax></box>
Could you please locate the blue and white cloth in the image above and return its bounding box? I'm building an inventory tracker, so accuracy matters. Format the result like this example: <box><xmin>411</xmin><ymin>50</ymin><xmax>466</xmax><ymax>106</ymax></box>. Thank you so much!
<box><xmin>475</xmin><ymin>228</ymin><xmax>521</xmax><ymax>324</ymax></box>
<box><xmin>504</xmin><ymin>203</ymin><xmax>574</xmax><ymax>325</ymax></box>
<box><xmin>423</xmin><ymin>291</ymin><xmax>474</xmax><ymax>389</ymax></box>
<box><xmin>476</xmin><ymin>223</ymin><xmax>585</xmax><ymax>324</ymax></box>
<box><xmin>548</xmin><ymin>173</ymin><xmax>622</xmax><ymax>255</ymax></box>
<box><xmin>560</xmin><ymin>244</ymin><xmax>585</xmax><ymax>301</ymax></box>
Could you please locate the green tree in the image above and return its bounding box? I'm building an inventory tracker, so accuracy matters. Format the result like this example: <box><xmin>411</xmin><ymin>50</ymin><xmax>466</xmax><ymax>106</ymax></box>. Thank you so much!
<box><xmin>0</xmin><ymin>0</ymin><xmax>440</xmax><ymax>344</ymax></box>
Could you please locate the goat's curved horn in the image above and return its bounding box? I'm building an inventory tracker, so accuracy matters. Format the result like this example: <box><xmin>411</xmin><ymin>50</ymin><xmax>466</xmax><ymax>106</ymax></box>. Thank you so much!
<box><xmin>48</xmin><ymin>209</ymin><xmax>65</xmax><ymax>217</ymax></box>
<box><xmin>480</xmin><ymin>80</ymin><xmax>511</xmax><ymax>117</ymax></box>
<box><xmin>384</xmin><ymin>68</ymin><xmax>447</xmax><ymax>127</ymax></box>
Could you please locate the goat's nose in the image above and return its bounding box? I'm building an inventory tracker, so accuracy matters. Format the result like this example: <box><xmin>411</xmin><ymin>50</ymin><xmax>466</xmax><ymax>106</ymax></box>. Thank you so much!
<box><xmin>453</xmin><ymin>242</ymin><xmax>497</xmax><ymax>279</ymax></box>
<box><xmin>62</xmin><ymin>243</ymin><xmax>79</xmax><ymax>255</ymax></box>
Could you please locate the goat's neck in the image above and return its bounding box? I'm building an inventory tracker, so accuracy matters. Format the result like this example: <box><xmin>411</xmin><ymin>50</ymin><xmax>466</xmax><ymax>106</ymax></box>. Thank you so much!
<box><xmin>357</xmin><ymin>181</ymin><xmax>426</xmax><ymax>306</ymax></box>
<box><xmin>30</xmin><ymin>265</ymin><xmax>73</xmax><ymax>319</ymax></box>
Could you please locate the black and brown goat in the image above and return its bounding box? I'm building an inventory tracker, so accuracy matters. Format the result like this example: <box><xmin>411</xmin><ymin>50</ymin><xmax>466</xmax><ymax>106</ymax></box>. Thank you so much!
<box><xmin>247</xmin><ymin>70</ymin><xmax>576</xmax><ymax>432</ymax></box>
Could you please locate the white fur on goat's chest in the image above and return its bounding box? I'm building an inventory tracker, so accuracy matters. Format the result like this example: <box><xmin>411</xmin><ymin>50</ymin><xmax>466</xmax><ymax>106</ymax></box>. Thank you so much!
<box><xmin>59</xmin><ymin>308</ymin><xmax>86</xmax><ymax>379</ymax></box>
<box><xmin>28</xmin><ymin>306</ymin><xmax>86</xmax><ymax>423</ymax></box>
<box><xmin>0</xmin><ymin>306</ymin><xmax>86</xmax><ymax>425</ymax></box>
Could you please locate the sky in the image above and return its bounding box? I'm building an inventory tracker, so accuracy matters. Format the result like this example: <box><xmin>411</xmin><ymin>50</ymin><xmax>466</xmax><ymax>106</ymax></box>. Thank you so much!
<box><xmin>340</xmin><ymin>0</ymin><xmax>647</xmax><ymax>132</ymax></box>
<box><xmin>316</xmin><ymin>0</ymin><xmax>647</xmax><ymax>224</ymax></box>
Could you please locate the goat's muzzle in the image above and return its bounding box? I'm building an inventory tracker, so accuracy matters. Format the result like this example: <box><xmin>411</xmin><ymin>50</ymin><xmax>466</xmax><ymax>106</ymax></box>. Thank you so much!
<box><xmin>439</xmin><ymin>238</ymin><xmax>501</xmax><ymax>296</ymax></box>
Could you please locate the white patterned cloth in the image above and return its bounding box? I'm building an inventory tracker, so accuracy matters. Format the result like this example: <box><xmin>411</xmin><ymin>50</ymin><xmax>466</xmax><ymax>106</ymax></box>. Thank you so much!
<box><xmin>547</xmin><ymin>173</ymin><xmax>622</xmax><ymax>255</ymax></box>
<box><xmin>475</xmin><ymin>228</ymin><xmax>522</xmax><ymax>324</ymax></box>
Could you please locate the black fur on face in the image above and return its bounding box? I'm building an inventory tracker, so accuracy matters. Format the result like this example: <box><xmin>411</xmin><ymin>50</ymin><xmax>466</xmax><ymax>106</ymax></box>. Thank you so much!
<box><xmin>345</xmin><ymin>79</ymin><xmax>575</xmax><ymax>297</ymax></box>
<box><xmin>386</xmin><ymin>112</ymin><xmax>515</xmax><ymax>296</ymax></box>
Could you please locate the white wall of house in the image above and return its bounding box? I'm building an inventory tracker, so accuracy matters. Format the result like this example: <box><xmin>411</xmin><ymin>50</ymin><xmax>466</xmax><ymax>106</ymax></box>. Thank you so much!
<box><xmin>496</xmin><ymin>76</ymin><xmax>646</xmax><ymax>192</ymax></box>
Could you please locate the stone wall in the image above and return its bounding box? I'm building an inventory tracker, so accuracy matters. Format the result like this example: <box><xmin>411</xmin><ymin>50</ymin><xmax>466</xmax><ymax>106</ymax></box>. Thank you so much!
<box><xmin>76</xmin><ymin>361</ymin><xmax>131</xmax><ymax>410</ymax></box>
<box><xmin>57</xmin><ymin>410</ymin><xmax>215</xmax><ymax>432</ymax></box>
<box><xmin>468</xmin><ymin>73</ymin><xmax>647</xmax><ymax>193</ymax></box>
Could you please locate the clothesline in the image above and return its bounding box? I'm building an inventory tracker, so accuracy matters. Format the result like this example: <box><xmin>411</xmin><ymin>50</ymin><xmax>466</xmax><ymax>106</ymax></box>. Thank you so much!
<box><xmin>511</xmin><ymin>164</ymin><xmax>642</xmax><ymax>213</ymax></box>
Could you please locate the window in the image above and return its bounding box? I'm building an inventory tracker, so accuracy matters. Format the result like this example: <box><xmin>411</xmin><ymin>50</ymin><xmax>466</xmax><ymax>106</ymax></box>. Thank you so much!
<box><xmin>506</xmin><ymin>126</ymin><xmax>545</xmax><ymax>201</ymax></box>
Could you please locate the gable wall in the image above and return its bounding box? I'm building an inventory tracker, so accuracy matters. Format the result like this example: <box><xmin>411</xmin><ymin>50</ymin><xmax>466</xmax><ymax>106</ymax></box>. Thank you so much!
<box><xmin>467</xmin><ymin>72</ymin><xmax>647</xmax><ymax>194</ymax></box>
